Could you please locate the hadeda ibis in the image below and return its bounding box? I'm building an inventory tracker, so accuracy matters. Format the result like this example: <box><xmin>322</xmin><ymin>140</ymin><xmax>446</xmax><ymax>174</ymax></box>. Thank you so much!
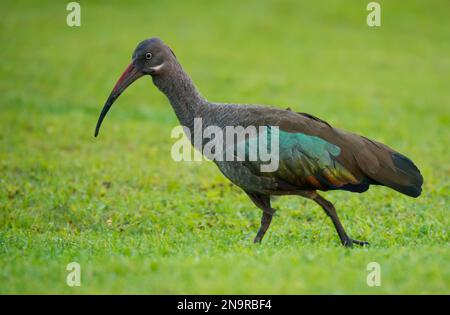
<box><xmin>95</xmin><ymin>38</ymin><xmax>423</xmax><ymax>247</ymax></box>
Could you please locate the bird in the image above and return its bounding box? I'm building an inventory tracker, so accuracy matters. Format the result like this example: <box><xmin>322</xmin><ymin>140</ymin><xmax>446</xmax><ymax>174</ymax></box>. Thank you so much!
<box><xmin>95</xmin><ymin>38</ymin><xmax>423</xmax><ymax>247</ymax></box>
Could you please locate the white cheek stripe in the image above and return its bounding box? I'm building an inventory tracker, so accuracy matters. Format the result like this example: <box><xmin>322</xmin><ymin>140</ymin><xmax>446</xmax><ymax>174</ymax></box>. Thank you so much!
<box><xmin>151</xmin><ymin>63</ymin><xmax>165</xmax><ymax>71</ymax></box>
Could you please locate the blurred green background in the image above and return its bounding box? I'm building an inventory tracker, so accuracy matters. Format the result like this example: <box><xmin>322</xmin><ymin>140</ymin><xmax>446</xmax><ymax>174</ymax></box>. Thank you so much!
<box><xmin>0</xmin><ymin>0</ymin><xmax>449</xmax><ymax>293</ymax></box>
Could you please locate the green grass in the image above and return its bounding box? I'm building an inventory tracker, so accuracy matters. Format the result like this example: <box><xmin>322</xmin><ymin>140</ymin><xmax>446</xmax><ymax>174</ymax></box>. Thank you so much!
<box><xmin>1</xmin><ymin>0</ymin><xmax>449</xmax><ymax>294</ymax></box>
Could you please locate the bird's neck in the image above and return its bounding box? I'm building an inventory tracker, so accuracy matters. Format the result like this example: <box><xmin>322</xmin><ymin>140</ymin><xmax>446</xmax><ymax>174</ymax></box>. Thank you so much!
<box><xmin>152</xmin><ymin>62</ymin><xmax>206</xmax><ymax>130</ymax></box>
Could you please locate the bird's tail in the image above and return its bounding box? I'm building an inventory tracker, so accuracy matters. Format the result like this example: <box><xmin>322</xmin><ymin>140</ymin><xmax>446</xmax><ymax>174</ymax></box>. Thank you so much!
<box><xmin>355</xmin><ymin>137</ymin><xmax>423</xmax><ymax>198</ymax></box>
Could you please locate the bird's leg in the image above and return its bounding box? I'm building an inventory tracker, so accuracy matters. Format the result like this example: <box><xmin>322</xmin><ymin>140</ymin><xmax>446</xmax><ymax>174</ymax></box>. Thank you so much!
<box><xmin>313</xmin><ymin>194</ymin><xmax>368</xmax><ymax>247</ymax></box>
<box><xmin>254</xmin><ymin>211</ymin><xmax>273</xmax><ymax>243</ymax></box>
<box><xmin>299</xmin><ymin>191</ymin><xmax>368</xmax><ymax>247</ymax></box>
<box><xmin>246</xmin><ymin>192</ymin><xmax>275</xmax><ymax>244</ymax></box>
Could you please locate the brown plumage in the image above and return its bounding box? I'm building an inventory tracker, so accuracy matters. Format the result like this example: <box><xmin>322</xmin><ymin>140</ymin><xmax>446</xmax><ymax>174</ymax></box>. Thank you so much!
<box><xmin>236</xmin><ymin>106</ymin><xmax>422</xmax><ymax>198</ymax></box>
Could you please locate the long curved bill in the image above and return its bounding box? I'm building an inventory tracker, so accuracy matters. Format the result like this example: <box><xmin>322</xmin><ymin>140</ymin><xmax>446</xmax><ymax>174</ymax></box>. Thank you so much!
<box><xmin>94</xmin><ymin>62</ymin><xmax>144</xmax><ymax>137</ymax></box>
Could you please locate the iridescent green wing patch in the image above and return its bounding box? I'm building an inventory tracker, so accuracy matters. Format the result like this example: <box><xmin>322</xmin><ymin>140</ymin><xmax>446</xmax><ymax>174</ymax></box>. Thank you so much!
<box><xmin>242</xmin><ymin>127</ymin><xmax>358</xmax><ymax>189</ymax></box>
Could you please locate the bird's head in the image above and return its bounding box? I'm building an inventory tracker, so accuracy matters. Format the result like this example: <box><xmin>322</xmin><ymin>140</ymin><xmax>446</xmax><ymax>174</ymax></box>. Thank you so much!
<box><xmin>95</xmin><ymin>37</ymin><xmax>176</xmax><ymax>137</ymax></box>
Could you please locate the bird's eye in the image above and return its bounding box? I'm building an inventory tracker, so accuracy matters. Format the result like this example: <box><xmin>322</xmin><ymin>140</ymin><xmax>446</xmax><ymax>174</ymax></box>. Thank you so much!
<box><xmin>145</xmin><ymin>52</ymin><xmax>153</xmax><ymax>60</ymax></box>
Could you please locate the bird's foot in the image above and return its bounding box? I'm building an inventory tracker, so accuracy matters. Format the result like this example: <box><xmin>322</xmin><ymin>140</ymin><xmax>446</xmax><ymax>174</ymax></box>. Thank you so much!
<box><xmin>253</xmin><ymin>236</ymin><xmax>262</xmax><ymax>244</ymax></box>
<box><xmin>352</xmin><ymin>239</ymin><xmax>369</xmax><ymax>246</ymax></box>
<box><xmin>343</xmin><ymin>238</ymin><xmax>369</xmax><ymax>247</ymax></box>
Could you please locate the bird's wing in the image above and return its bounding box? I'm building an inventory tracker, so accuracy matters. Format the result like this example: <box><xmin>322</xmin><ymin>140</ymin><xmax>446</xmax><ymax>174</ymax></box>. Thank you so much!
<box><xmin>224</xmin><ymin>105</ymin><xmax>421</xmax><ymax>196</ymax></box>
<box><xmin>240</xmin><ymin>125</ymin><xmax>361</xmax><ymax>191</ymax></box>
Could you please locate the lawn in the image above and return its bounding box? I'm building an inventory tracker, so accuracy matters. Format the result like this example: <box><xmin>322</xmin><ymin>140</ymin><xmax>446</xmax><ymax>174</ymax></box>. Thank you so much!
<box><xmin>0</xmin><ymin>0</ymin><xmax>449</xmax><ymax>294</ymax></box>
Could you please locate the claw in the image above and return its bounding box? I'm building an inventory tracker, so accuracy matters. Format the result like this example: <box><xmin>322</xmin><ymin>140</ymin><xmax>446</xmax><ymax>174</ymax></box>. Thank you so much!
<box><xmin>352</xmin><ymin>239</ymin><xmax>369</xmax><ymax>246</ymax></box>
